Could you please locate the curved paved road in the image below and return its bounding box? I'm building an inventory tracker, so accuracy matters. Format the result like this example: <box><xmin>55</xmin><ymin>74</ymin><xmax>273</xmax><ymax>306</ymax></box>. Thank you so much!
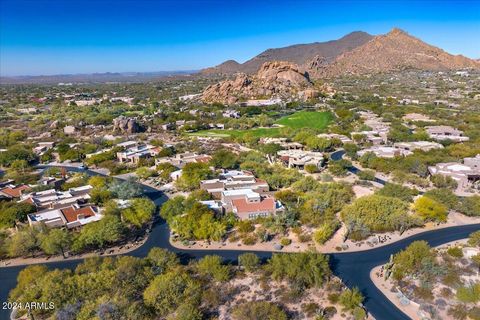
<box><xmin>330</xmin><ymin>149</ymin><xmax>386</xmax><ymax>185</ymax></box>
<box><xmin>0</xmin><ymin>166</ymin><xmax>478</xmax><ymax>320</ymax></box>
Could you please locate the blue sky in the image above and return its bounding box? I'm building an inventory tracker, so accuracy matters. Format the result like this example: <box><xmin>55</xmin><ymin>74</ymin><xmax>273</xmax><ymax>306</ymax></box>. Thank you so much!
<box><xmin>1</xmin><ymin>0</ymin><xmax>479</xmax><ymax>76</ymax></box>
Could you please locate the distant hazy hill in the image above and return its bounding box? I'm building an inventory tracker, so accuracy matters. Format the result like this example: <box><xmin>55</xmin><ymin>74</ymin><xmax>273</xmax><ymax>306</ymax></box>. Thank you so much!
<box><xmin>201</xmin><ymin>31</ymin><xmax>373</xmax><ymax>75</ymax></box>
<box><xmin>314</xmin><ymin>28</ymin><xmax>480</xmax><ymax>77</ymax></box>
<box><xmin>0</xmin><ymin>71</ymin><xmax>198</xmax><ymax>85</ymax></box>
<box><xmin>200</xmin><ymin>60</ymin><xmax>242</xmax><ymax>75</ymax></box>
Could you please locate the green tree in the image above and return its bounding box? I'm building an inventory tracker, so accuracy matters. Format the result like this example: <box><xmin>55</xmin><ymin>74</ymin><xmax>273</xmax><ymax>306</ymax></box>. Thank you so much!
<box><xmin>160</xmin><ymin>196</ymin><xmax>186</xmax><ymax>221</ymax></box>
<box><xmin>344</xmin><ymin>143</ymin><xmax>359</xmax><ymax>159</ymax></box>
<box><xmin>156</xmin><ymin>162</ymin><xmax>177</xmax><ymax>181</ymax></box>
<box><xmin>313</xmin><ymin>221</ymin><xmax>340</xmax><ymax>244</ymax></box>
<box><xmin>108</xmin><ymin>178</ymin><xmax>142</xmax><ymax>199</ymax></box>
<box><xmin>238</xmin><ymin>252</ymin><xmax>260</xmax><ymax>272</ymax></box>
<box><xmin>122</xmin><ymin>197</ymin><xmax>156</xmax><ymax>227</ymax></box>
<box><xmin>0</xmin><ymin>201</ymin><xmax>36</xmax><ymax>228</ymax></box>
<box><xmin>260</xmin><ymin>143</ymin><xmax>282</xmax><ymax>157</ymax></box>
<box><xmin>468</xmin><ymin>231</ymin><xmax>480</xmax><ymax>247</ymax></box>
<box><xmin>376</xmin><ymin>183</ymin><xmax>418</xmax><ymax>202</ymax></box>
<box><xmin>328</xmin><ymin>159</ymin><xmax>352</xmax><ymax>176</ymax></box>
<box><xmin>339</xmin><ymin>287</ymin><xmax>364</xmax><ymax>311</ymax></box>
<box><xmin>196</xmin><ymin>255</ymin><xmax>231</xmax><ymax>282</ymax></box>
<box><xmin>88</xmin><ymin>176</ymin><xmax>109</xmax><ymax>189</ymax></box>
<box><xmin>267</xmin><ymin>251</ymin><xmax>331</xmax><ymax>289</ymax></box>
<box><xmin>175</xmin><ymin>162</ymin><xmax>212</xmax><ymax>191</ymax></box>
<box><xmin>10</xmin><ymin>159</ymin><xmax>31</xmax><ymax>174</ymax></box>
<box><xmin>304</xmin><ymin>163</ymin><xmax>319</xmax><ymax>174</ymax></box>
<box><xmin>357</xmin><ymin>169</ymin><xmax>376</xmax><ymax>181</ymax></box>
<box><xmin>40</xmin><ymin>229</ymin><xmax>72</xmax><ymax>257</ymax></box>
<box><xmin>306</xmin><ymin>137</ymin><xmax>332</xmax><ymax>152</ymax></box>
<box><xmin>392</xmin><ymin>241</ymin><xmax>435</xmax><ymax>280</ymax></box>
<box><xmin>456</xmin><ymin>196</ymin><xmax>480</xmax><ymax>217</ymax></box>
<box><xmin>147</xmin><ymin>248</ymin><xmax>179</xmax><ymax>274</ymax></box>
<box><xmin>423</xmin><ymin>188</ymin><xmax>458</xmax><ymax>210</ymax></box>
<box><xmin>341</xmin><ymin>195</ymin><xmax>419</xmax><ymax>239</ymax></box>
<box><xmin>143</xmin><ymin>270</ymin><xmax>201</xmax><ymax>317</ymax></box>
<box><xmin>431</xmin><ymin>174</ymin><xmax>458</xmax><ymax>189</ymax></box>
<box><xmin>0</xmin><ymin>145</ymin><xmax>36</xmax><ymax>166</ymax></box>
<box><xmin>7</xmin><ymin>228</ymin><xmax>39</xmax><ymax>257</ymax></box>
<box><xmin>210</xmin><ymin>149</ymin><xmax>238</xmax><ymax>169</ymax></box>
<box><xmin>72</xmin><ymin>215</ymin><xmax>124</xmax><ymax>251</ymax></box>
<box><xmin>413</xmin><ymin>196</ymin><xmax>448</xmax><ymax>222</ymax></box>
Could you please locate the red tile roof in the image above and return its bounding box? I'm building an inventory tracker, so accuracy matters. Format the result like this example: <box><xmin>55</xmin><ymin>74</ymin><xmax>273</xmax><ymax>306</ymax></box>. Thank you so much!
<box><xmin>231</xmin><ymin>197</ymin><xmax>275</xmax><ymax>214</ymax></box>
<box><xmin>0</xmin><ymin>185</ymin><xmax>30</xmax><ymax>198</ymax></box>
<box><xmin>61</xmin><ymin>206</ymin><xmax>95</xmax><ymax>223</ymax></box>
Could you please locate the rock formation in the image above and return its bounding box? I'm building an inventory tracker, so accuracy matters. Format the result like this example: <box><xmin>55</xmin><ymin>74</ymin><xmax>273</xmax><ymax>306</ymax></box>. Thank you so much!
<box><xmin>112</xmin><ymin>116</ymin><xmax>143</xmax><ymax>134</ymax></box>
<box><xmin>202</xmin><ymin>61</ymin><xmax>317</xmax><ymax>104</ymax></box>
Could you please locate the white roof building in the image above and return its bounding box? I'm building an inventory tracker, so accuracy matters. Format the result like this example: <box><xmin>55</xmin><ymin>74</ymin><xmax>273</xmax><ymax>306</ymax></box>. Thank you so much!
<box><xmin>357</xmin><ymin>146</ymin><xmax>413</xmax><ymax>158</ymax></box>
<box><xmin>393</xmin><ymin>141</ymin><xmax>444</xmax><ymax>152</ymax></box>
<box><xmin>425</xmin><ymin>126</ymin><xmax>469</xmax><ymax>142</ymax></box>
<box><xmin>277</xmin><ymin>150</ymin><xmax>324</xmax><ymax>169</ymax></box>
<box><xmin>428</xmin><ymin>155</ymin><xmax>480</xmax><ymax>189</ymax></box>
<box><xmin>317</xmin><ymin>133</ymin><xmax>353</xmax><ymax>144</ymax></box>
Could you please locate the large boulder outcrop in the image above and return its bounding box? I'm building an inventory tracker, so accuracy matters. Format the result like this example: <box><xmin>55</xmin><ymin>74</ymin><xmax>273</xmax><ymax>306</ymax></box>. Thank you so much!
<box><xmin>202</xmin><ymin>61</ymin><xmax>315</xmax><ymax>104</ymax></box>
<box><xmin>112</xmin><ymin>116</ymin><xmax>143</xmax><ymax>134</ymax></box>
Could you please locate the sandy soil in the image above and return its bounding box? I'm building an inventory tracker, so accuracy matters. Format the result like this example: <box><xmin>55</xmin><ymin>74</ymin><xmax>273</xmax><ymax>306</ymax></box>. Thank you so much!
<box><xmin>370</xmin><ymin>265</ymin><xmax>423</xmax><ymax>320</ymax></box>
<box><xmin>219</xmin><ymin>274</ymin><xmax>373</xmax><ymax>320</ymax></box>
<box><xmin>370</xmin><ymin>238</ymin><xmax>478</xmax><ymax>320</ymax></box>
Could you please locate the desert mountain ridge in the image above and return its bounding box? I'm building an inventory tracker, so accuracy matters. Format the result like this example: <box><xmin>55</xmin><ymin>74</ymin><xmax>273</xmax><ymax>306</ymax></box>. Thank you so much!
<box><xmin>201</xmin><ymin>28</ymin><xmax>479</xmax><ymax>104</ymax></box>
<box><xmin>201</xmin><ymin>31</ymin><xmax>374</xmax><ymax>75</ymax></box>
<box><xmin>314</xmin><ymin>28</ymin><xmax>480</xmax><ymax>77</ymax></box>
<box><xmin>202</xmin><ymin>28</ymin><xmax>480</xmax><ymax>77</ymax></box>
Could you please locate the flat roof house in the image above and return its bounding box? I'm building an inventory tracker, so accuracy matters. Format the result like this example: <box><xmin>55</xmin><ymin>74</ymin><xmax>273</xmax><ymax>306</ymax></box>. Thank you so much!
<box><xmin>393</xmin><ymin>141</ymin><xmax>444</xmax><ymax>152</ymax></box>
<box><xmin>20</xmin><ymin>185</ymin><xmax>92</xmax><ymax>210</ymax></box>
<box><xmin>200</xmin><ymin>170</ymin><xmax>269</xmax><ymax>198</ymax></box>
<box><xmin>155</xmin><ymin>152</ymin><xmax>212</xmax><ymax>168</ymax></box>
<box><xmin>116</xmin><ymin>144</ymin><xmax>160</xmax><ymax>164</ymax></box>
<box><xmin>425</xmin><ymin>126</ymin><xmax>469</xmax><ymax>142</ymax></box>
<box><xmin>428</xmin><ymin>155</ymin><xmax>480</xmax><ymax>189</ymax></box>
<box><xmin>317</xmin><ymin>133</ymin><xmax>353</xmax><ymax>144</ymax></box>
<box><xmin>277</xmin><ymin>150</ymin><xmax>324</xmax><ymax>170</ymax></box>
<box><xmin>357</xmin><ymin>146</ymin><xmax>413</xmax><ymax>158</ymax></box>
<box><xmin>27</xmin><ymin>204</ymin><xmax>102</xmax><ymax>229</ymax></box>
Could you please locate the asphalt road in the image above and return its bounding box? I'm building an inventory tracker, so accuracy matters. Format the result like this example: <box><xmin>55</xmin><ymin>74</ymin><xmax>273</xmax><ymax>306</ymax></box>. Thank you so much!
<box><xmin>0</xmin><ymin>165</ymin><xmax>478</xmax><ymax>320</ymax></box>
<box><xmin>330</xmin><ymin>149</ymin><xmax>386</xmax><ymax>185</ymax></box>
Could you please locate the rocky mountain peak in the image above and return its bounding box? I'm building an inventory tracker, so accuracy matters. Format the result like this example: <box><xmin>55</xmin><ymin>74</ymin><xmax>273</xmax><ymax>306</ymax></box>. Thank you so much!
<box><xmin>388</xmin><ymin>27</ymin><xmax>408</xmax><ymax>36</ymax></box>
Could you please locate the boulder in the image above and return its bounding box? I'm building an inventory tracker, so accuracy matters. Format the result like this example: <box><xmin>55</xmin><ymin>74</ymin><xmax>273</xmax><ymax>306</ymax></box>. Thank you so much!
<box><xmin>112</xmin><ymin>116</ymin><xmax>143</xmax><ymax>134</ymax></box>
<box><xmin>202</xmin><ymin>61</ymin><xmax>314</xmax><ymax>104</ymax></box>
